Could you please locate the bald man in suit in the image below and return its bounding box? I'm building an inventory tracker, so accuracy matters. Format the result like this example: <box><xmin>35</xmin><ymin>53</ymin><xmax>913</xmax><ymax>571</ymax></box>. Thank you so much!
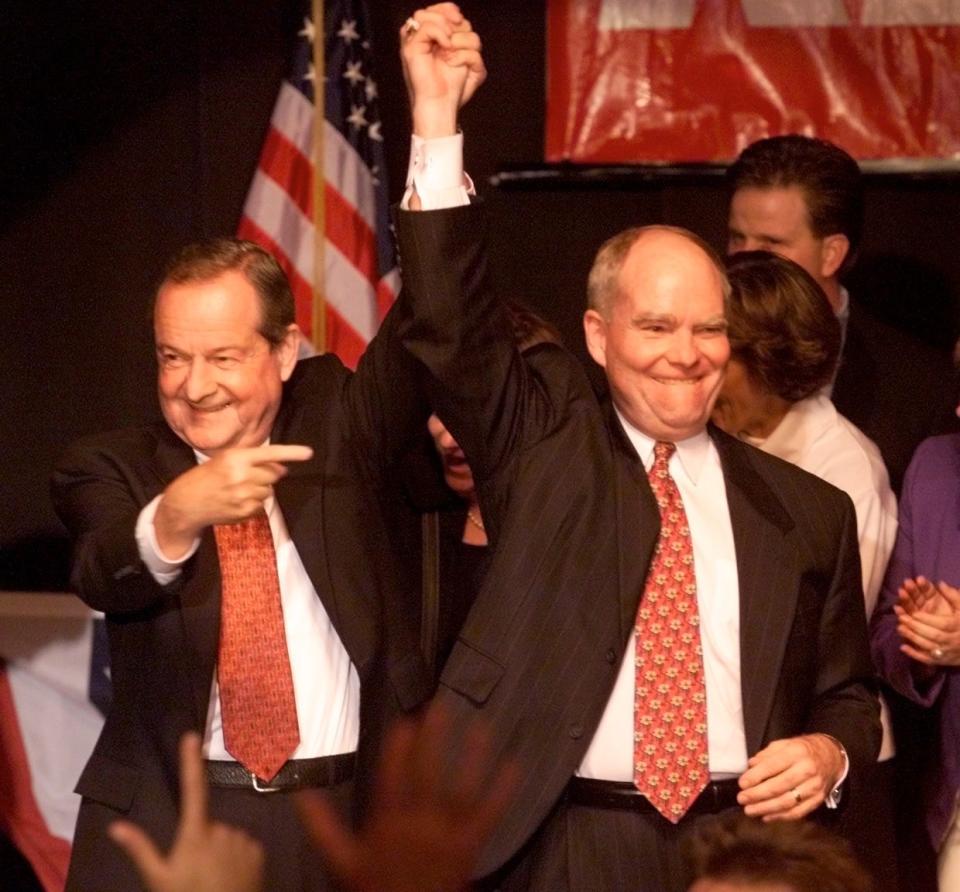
<box><xmin>393</xmin><ymin>8</ymin><xmax>879</xmax><ymax>889</ymax></box>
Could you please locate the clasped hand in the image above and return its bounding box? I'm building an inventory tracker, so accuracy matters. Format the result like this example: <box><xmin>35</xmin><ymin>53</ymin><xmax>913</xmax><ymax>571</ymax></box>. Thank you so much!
<box><xmin>894</xmin><ymin>575</ymin><xmax>960</xmax><ymax>666</ymax></box>
<box><xmin>400</xmin><ymin>3</ymin><xmax>485</xmax><ymax>138</ymax></box>
<box><xmin>736</xmin><ymin>733</ymin><xmax>844</xmax><ymax>821</ymax></box>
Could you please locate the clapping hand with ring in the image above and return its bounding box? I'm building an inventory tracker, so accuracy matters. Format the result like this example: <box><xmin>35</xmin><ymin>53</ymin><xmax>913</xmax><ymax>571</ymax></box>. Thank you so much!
<box><xmin>894</xmin><ymin>576</ymin><xmax>960</xmax><ymax>667</ymax></box>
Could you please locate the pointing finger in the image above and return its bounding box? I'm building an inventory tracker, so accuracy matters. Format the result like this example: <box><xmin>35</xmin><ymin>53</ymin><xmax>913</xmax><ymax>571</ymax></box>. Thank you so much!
<box><xmin>248</xmin><ymin>444</ymin><xmax>314</xmax><ymax>465</ymax></box>
<box><xmin>177</xmin><ymin>732</ymin><xmax>209</xmax><ymax>834</ymax></box>
<box><xmin>109</xmin><ymin>821</ymin><xmax>167</xmax><ymax>888</ymax></box>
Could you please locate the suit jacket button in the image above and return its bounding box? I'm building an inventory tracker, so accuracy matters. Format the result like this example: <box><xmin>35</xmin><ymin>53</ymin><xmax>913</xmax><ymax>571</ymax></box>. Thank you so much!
<box><xmin>605</xmin><ymin>648</ymin><xmax>617</xmax><ymax>664</ymax></box>
<box><xmin>569</xmin><ymin>724</ymin><xmax>583</xmax><ymax>739</ymax></box>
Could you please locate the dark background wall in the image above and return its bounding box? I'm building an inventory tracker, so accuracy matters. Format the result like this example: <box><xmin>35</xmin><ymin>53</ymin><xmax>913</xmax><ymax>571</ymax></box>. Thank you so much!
<box><xmin>2</xmin><ymin>0</ymin><xmax>959</xmax><ymax>591</ymax></box>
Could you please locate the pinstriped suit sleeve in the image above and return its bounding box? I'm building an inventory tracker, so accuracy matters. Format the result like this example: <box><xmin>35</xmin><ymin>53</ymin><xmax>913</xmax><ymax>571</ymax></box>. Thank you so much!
<box><xmin>393</xmin><ymin>204</ymin><xmax>573</xmax><ymax>536</ymax></box>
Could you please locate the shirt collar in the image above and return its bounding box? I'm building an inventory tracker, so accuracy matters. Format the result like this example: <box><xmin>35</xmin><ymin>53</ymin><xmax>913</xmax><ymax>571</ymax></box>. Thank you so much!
<box><xmin>836</xmin><ymin>284</ymin><xmax>850</xmax><ymax>326</ymax></box>
<box><xmin>747</xmin><ymin>394</ymin><xmax>834</xmax><ymax>466</ymax></box>
<box><xmin>614</xmin><ymin>407</ymin><xmax>711</xmax><ymax>485</ymax></box>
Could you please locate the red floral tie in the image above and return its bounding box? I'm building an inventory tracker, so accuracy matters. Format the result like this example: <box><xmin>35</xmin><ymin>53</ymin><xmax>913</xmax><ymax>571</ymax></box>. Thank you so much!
<box><xmin>633</xmin><ymin>441</ymin><xmax>709</xmax><ymax>822</ymax></box>
<box><xmin>214</xmin><ymin>512</ymin><xmax>300</xmax><ymax>781</ymax></box>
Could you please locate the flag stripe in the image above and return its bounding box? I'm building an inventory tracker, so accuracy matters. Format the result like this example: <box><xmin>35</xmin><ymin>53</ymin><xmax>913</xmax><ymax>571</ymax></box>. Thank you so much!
<box><xmin>242</xmin><ymin>171</ymin><xmax>315</xmax><ymax>286</ymax></box>
<box><xmin>263</xmin><ymin>85</ymin><xmax>379</xmax><ymax>233</ymax></box>
<box><xmin>323</xmin><ymin>120</ymin><xmax>377</xmax><ymax>229</ymax></box>
<box><xmin>237</xmin><ymin>214</ymin><xmax>376</xmax><ymax>346</ymax></box>
<box><xmin>326</xmin><ymin>239</ymin><xmax>379</xmax><ymax>340</ymax></box>
<box><xmin>269</xmin><ymin>81</ymin><xmax>314</xmax><ymax>160</ymax></box>
<box><xmin>325</xmin><ymin>183</ymin><xmax>378</xmax><ymax>290</ymax></box>
<box><xmin>258</xmin><ymin>127</ymin><xmax>314</xmax><ymax>220</ymax></box>
<box><xmin>0</xmin><ymin>665</ymin><xmax>71</xmax><ymax>892</ymax></box>
<box><xmin>324</xmin><ymin>306</ymin><xmax>368</xmax><ymax>370</ymax></box>
<box><xmin>236</xmin><ymin>215</ymin><xmax>315</xmax><ymax>339</ymax></box>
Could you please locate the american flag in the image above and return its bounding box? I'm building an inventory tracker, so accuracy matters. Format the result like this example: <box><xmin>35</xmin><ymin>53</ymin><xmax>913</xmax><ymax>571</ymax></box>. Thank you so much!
<box><xmin>0</xmin><ymin>597</ymin><xmax>107</xmax><ymax>891</ymax></box>
<box><xmin>238</xmin><ymin>0</ymin><xmax>399</xmax><ymax>367</ymax></box>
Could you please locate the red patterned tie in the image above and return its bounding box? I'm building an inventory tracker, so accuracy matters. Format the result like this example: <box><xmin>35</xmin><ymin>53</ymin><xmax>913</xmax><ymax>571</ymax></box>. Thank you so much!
<box><xmin>633</xmin><ymin>441</ymin><xmax>709</xmax><ymax>822</ymax></box>
<box><xmin>214</xmin><ymin>512</ymin><xmax>300</xmax><ymax>781</ymax></box>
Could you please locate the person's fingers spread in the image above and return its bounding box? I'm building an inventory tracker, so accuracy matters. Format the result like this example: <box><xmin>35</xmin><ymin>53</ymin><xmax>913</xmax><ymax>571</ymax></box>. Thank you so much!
<box><xmin>109</xmin><ymin>821</ymin><xmax>167</xmax><ymax>889</ymax></box>
<box><xmin>378</xmin><ymin>718</ymin><xmax>420</xmax><ymax>810</ymax></box>
<box><xmin>296</xmin><ymin>791</ymin><xmax>361</xmax><ymax>883</ymax></box>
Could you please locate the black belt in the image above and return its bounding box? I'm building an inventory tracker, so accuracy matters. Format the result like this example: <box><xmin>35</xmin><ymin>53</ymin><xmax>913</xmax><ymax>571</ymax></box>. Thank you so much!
<box><xmin>567</xmin><ymin>777</ymin><xmax>741</xmax><ymax>818</ymax></box>
<box><xmin>205</xmin><ymin>753</ymin><xmax>355</xmax><ymax>793</ymax></box>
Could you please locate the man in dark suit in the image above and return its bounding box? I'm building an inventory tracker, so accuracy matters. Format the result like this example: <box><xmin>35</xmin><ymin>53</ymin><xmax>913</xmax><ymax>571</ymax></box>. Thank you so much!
<box><xmin>51</xmin><ymin>239</ymin><xmax>430</xmax><ymax>891</ymax></box>
<box><xmin>726</xmin><ymin>134</ymin><xmax>958</xmax><ymax>494</ymax></box>
<box><xmin>395</xmin><ymin>9</ymin><xmax>880</xmax><ymax>889</ymax></box>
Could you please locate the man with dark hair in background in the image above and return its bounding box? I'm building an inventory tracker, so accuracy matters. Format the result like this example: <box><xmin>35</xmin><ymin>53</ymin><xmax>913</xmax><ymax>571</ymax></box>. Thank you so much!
<box><xmin>52</xmin><ymin>238</ymin><xmax>432</xmax><ymax>891</ymax></box>
<box><xmin>726</xmin><ymin>134</ymin><xmax>958</xmax><ymax>495</ymax></box>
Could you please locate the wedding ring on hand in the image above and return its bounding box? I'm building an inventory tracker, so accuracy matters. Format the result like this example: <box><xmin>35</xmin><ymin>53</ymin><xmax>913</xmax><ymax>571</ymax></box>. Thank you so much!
<box><xmin>791</xmin><ymin>787</ymin><xmax>802</xmax><ymax>805</ymax></box>
<box><xmin>933</xmin><ymin>646</ymin><xmax>945</xmax><ymax>660</ymax></box>
<box><xmin>403</xmin><ymin>16</ymin><xmax>420</xmax><ymax>36</ymax></box>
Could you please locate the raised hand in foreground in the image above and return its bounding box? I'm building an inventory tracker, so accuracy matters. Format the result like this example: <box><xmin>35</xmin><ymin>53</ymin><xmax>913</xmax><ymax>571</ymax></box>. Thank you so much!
<box><xmin>298</xmin><ymin>704</ymin><xmax>516</xmax><ymax>892</ymax></box>
<box><xmin>109</xmin><ymin>733</ymin><xmax>264</xmax><ymax>892</ymax></box>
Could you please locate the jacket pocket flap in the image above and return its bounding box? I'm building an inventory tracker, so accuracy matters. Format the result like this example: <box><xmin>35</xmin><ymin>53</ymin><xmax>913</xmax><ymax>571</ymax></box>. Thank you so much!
<box><xmin>440</xmin><ymin>639</ymin><xmax>505</xmax><ymax>706</ymax></box>
<box><xmin>75</xmin><ymin>753</ymin><xmax>141</xmax><ymax>813</ymax></box>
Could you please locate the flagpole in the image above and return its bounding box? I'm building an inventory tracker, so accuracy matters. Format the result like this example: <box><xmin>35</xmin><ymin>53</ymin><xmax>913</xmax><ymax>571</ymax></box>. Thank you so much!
<box><xmin>312</xmin><ymin>0</ymin><xmax>327</xmax><ymax>353</ymax></box>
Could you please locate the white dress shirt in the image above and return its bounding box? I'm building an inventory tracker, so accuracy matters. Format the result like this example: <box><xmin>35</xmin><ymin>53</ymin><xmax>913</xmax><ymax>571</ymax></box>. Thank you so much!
<box><xmin>135</xmin><ymin>449</ymin><xmax>360</xmax><ymax>761</ymax></box>
<box><xmin>579</xmin><ymin>415</ymin><xmax>747</xmax><ymax>780</ymax></box>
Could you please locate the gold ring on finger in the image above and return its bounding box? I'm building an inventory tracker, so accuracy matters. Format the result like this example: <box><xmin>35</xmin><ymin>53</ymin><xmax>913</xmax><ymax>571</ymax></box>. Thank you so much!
<box><xmin>791</xmin><ymin>787</ymin><xmax>802</xmax><ymax>804</ymax></box>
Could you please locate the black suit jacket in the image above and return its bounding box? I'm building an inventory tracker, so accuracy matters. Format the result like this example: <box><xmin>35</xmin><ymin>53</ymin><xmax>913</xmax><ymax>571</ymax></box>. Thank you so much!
<box><xmin>833</xmin><ymin>298</ymin><xmax>959</xmax><ymax>493</ymax></box>
<box><xmin>51</xmin><ymin>307</ymin><xmax>431</xmax><ymax>890</ymax></box>
<box><xmin>395</xmin><ymin>204</ymin><xmax>881</xmax><ymax>877</ymax></box>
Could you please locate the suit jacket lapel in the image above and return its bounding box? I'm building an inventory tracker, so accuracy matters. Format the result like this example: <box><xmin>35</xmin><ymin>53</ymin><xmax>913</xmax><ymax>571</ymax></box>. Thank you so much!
<box><xmin>712</xmin><ymin>428</ymin><xmax>797</xmax><ymax>756</ymax></box>
<box><xmin>274</xmin><ymin>459</ymin><xmax>329</xmax><ymax>615</ymax></box>
<box><xmin>271</xmin><ymin>396</ymin><xmax>332</xmax><ymax>623</ymax></box>
<box><xmin>607</xmin><ymin>405</ymin><xmax>660</xmax><ymax>642</ymax></box>
<box><xmin>271</xmin><ymin>394</ymin><xmax>376</xmax><ymax>668</ymax></box>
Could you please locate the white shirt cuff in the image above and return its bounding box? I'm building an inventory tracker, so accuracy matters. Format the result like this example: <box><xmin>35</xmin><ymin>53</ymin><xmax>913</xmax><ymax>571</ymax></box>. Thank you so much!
<box><xmin>135</xmin><ymin>495</ymin><xmax>200</xmax><ymax>585</ymax></box>
<box><xmin>824</xmin><ymin>737</ymin><xmax>850</xmax><ymax>809</ymax></box>
<box><xmin>401</xmin><ymin>132</ymin><xmax>473</xmax><ymax>210</ymax></box>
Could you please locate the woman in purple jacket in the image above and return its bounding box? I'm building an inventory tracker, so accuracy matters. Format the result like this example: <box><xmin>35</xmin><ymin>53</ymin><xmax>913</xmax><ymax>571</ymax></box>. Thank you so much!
<box><xmin>870</xmin><ymin>429</ymin><xmax>960</xmax><ymax>891</ymax></box>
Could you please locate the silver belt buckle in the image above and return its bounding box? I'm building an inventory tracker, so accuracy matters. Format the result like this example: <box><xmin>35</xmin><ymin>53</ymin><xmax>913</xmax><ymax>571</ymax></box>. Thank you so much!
<box><xmin>251</xmin><ymin>772</ymin><xmax>281</xmax><ymax>793</ymax></box>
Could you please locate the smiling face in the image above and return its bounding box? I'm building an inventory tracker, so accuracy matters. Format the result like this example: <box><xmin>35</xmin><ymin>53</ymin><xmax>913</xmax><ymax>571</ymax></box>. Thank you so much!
<box><xmin>154</xmin><ymin>270</ymin><xmax>298</xmax><ymax>456</ymax></box>
<box><xmin>427</xmin><ymin>414</ymin><xmax>475</xmax><ymax>499</ymax></box>
<box><xmin>584</xmin><ymin>229</ymin><xmax>730</xmax><ymax>442</ymax></box>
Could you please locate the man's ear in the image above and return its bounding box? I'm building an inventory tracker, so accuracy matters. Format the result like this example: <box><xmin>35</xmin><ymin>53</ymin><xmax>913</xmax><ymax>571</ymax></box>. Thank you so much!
<box><xmin>820</xmin><ymin>233</ymin><xmax>850</xmax><ymax>279</ymax></box>
<box><xmin>583</xmin><ymin>309</ymin><xmax>608</xmax><ymax>369</ymax></box>
<box><xmin>277</xmin><ymin>324</ymin><xmax>302</xmax><ymax>381</ymax></box>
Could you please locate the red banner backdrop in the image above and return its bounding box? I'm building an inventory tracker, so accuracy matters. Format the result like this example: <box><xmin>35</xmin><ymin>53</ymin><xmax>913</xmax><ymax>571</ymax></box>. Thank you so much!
<box><xmin>546</xmin><ymin>0</ymin><xmax>960</xmax><ymax>162</ymax></box>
